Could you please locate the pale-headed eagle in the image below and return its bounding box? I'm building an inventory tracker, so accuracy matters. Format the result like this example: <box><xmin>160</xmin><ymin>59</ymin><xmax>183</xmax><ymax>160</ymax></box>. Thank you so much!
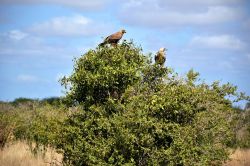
<box><xmin>155</xmin><ymin>47</ymin><xmax>167</xmax><ymax>66</ymax></box>
<box><xmin>99</xmin><ymin>29</ymin><xmax>126</xmax><ymax>47</ymax></box>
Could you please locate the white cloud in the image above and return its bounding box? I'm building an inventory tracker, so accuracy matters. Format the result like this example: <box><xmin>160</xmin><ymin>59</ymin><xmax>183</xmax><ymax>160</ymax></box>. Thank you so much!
<box><xmin>119</xmin><ymin>0</ymin><xmax>243</xmax><ymax>28</ymax></box>
<box><xmin>8</xmin><ymin>30</ymin><xmax>28</xmax><ymax>41</ymax></box>
<box><xmin>17</xmin><ymin>74</ymin><xmax>39</xmax><ymax>82</ymax></box>
<box><xmin>158</xmin><ymin>0</ymin><xmax>242</xmax><ymax>7</ymax></box>
<box><xmin>0</xmin><ymin>29</ymin><xmax>79</xmax><ymax>63</ymax></box>
<box><xmin>122</xmin><ymin>0</ymin><xmax>242</xmax><ymax>9</ymax></box>
<box><xmin>0</xmin><ymin>30</ymin><xmax>54</xmax><ymax>56</ymax></box>
<box><xmin>29</xmin><ymin>15</ymin><xmax>109</xmax><ymax>37</ymax></box>
<box><xmin>1</xmin><ymin>0</ymin><xmax>110</xmax><ymax>10</ymax></box>
<box><xmin>189</xmin><ymin>35</ymin><xmax>245</xmax><ymax>50</ymax></box>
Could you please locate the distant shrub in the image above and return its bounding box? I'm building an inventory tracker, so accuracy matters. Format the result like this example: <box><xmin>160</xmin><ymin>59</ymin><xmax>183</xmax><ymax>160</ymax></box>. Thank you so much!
<box><xmin>0</xmin><ymin>110</ymin><xmax>14</xmax><ymax>149</ymax></box>
<box><xmin>0</xmin><ymin>102</ymin><xmax>67</xmax><ymax>155</ymax></box>
<box><xmin>231</xmin><ymin>107</ymin><xmax>250</xmax><ymax>149</ymax></box>
<box><xmin>40</xmin><ymin>97</ymin><xmax>63</xmax><ymax>106</ymax></box>
<box><xmin>11</xmin><ymin>97</ymin><xmax>37</xmax><ymax>106</ymax></box>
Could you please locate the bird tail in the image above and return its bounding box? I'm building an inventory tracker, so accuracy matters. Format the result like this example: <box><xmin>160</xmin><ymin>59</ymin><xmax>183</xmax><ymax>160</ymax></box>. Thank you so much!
<box><xmin>98</xmin><ymin>42</ymin><xmax>106</xmax><ymax>47</ymax></box>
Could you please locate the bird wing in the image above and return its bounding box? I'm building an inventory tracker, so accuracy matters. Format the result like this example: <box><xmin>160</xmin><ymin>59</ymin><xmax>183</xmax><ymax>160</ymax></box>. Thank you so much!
<box><xmin>155</xmin><ymin>51</ymin><xmax>166</xmax><ymax>65</ymax></box>
<box><xmin>163</xmin><ymin>55</ymin><xmax>166</xmax><ymax>62</ymax></box>
<box><xmin>107</xmin><ymin>32</ymin><xmax>122</xmax><ymax>40</ymax></box>
<box><xmin>99</xmin><ymin>31</ymin><xmax>123</xmax><ymax>46</ymax></box>
<box><xmin>155</xmin><ymin>53</ymin><xmax>159</xmax><ymax>62</ymax></box>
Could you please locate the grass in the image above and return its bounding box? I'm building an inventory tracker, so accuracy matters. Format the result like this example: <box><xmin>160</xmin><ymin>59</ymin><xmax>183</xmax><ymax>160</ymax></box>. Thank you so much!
<box><xmin>0</xmin><ymin>141</ymin><xmax>62</xmax><ymax>166</ymax></box>
<box><xmin>1</xmin><ymin>141</ymin><xmax>249</xmax><ymax>166</ymax></box>
<box><xmin>224</xmin><ymin>149</ymin><xmax>250</xmax><ymax>166</ymax></box>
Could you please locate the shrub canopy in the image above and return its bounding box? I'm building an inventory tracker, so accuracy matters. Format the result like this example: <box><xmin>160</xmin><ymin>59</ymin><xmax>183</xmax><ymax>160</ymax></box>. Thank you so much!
<box><xmin>56</xmin><ymin>41</ymin><xmax>248</xmax><ymax>165</ymax></box>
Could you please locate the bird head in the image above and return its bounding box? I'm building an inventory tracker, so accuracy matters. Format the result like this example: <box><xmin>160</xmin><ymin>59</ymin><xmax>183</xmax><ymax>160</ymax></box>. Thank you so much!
<box><xmin>121</xmin><ymin>29</ymin><xmax>126</xmax><ymax>34</ymax></box>
<box><xmin>159</xmin><ymin>47</ymin><xmax>166</xmax><ymax>52</ymax></box>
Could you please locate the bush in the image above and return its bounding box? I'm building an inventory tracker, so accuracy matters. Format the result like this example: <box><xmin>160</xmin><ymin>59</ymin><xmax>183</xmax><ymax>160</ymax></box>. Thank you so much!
<box><xmin>57</xmin><ymin>41</ymin><xmax>249</xmax><ymax>165</ymax></box>
<box><xmin>11</xmin><ymin>97</ymin><xmax>37</xmax><ymax>106</ymax></box>
<box><xmin>231</xmin><ymin>107</ymin><xmax>250</xmax><ymax>148</ymax></box>
<box><xmin>40</xmin><ymin>97</ymin><xmax>63</xmax><ymax>107</ymax></box>
<box><xmin>0</xmin><ymin>101</ymin><xmax>67</xmax><ymax>155</ymax></box>
<box><xmin>0</xmin><ymin>103</ymin><xmax>16</xmax><ymax>149</ymax></box>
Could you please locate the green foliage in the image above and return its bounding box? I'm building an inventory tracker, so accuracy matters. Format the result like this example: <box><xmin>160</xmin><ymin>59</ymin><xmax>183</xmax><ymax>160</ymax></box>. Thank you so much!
<box><xmin>60</xmin><ymin>41</ymin><xmax>148</xmax><ymax>105</ymax></box>
<box><xmin>0</xmin><ymin>102</ymin><xmax>67</xmax><ymax>155</ymax></box>
<box><xmin>15</xmin><ymin>105</ymin><xmax>66</xmax><ymax>150</ymax></box>
<box><xmin>57</xmin><ymin>41</ymin><xmax>249</xmax><ymax>165</ymax></box>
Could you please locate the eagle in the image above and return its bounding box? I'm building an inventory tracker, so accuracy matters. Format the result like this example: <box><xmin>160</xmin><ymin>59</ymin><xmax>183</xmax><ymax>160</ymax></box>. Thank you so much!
<box><xmin>155</xmin><ymin>47</ymin><xmax>167</xmax><ymax>66</ymax></box>
<box><xmin>99</xmin><ymin>29</ymin><xmax>126</xmax><ymax>47</ymax></box>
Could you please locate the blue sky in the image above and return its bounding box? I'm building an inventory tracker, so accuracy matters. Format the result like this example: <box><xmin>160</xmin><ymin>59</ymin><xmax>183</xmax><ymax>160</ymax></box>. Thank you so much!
<box><xmin>0</xmin><ymin>0</ymin><xmax>249</xmax><ymax>106</ymax></box>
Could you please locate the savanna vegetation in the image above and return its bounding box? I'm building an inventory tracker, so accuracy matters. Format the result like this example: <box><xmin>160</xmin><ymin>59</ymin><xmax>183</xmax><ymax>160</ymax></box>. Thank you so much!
<box><xmin>1</xmin><ymin>41</ymin><xmax>249</xmax><ymax>165</ymax></box>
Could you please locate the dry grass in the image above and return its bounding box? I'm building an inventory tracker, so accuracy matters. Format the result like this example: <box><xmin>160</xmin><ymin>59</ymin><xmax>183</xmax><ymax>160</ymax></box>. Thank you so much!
<box><xmin>1</xmin><ymin>141</ymin><xmax>249</xmax><ymax>166</ymax></box>
<box><xmin>0</xmin><ymin>141</ymin><xmax>62</xmax><ymax>166</ymax></box>
<box><xmin>224</xmin><ymin>149</ymin><xmax>250</xmax><ymax>166</ymax></box>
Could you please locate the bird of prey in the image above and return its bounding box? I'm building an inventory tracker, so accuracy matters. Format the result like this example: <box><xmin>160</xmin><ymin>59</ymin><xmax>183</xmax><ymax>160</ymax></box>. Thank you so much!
<box><xmin>155</xmin><ymin>47</ymin><xmax>167</xmax><ymax>66</ymax></box>
<box><xmin>99</xmin><ymin>29</ymin><xmax>126</xmax><ymax>47</ymax></box>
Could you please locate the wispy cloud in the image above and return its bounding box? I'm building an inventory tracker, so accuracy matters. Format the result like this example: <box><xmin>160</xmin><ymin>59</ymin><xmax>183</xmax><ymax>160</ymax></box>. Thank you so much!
<box><xmin>158</xmin><ymin>0</ymin><xmax>242</xmax><ymax>7</ymax></box>
<box><xmin>119</xmin><ymin>0</ymin><xmax>243</xmax><ymax>28</ymax></box>
<box><xmin>28</xmin><ymin>15</ymin><xmax>110</xmax><ymax>37</ymax></box>
<box><xmin>189</xmin><ymin>35</ymin><xmax>245</xmax><ymax>50</ymax></box>
<box><xmin>17</xmin><ymin>74</ymin><xmax>39</xmax><ymax>82</ymax></box>
<box><xmin>8</xmin><ymin>30</ymin><xmax>28</xmax><ymax>40</ymax></box>
<box><xmin>0</xmin><ymin>30</ymin><xmax>55</xmax><ymax>57</ymax></box>
<box><xmin>1</xmin><ymin>0</ymin><xmax>110</xmax><ymax>10</ymax></box>
<box><xmin>0</xmin><ymin>28</ymin><xmax>81</xmax><ymax>79</ymax></box>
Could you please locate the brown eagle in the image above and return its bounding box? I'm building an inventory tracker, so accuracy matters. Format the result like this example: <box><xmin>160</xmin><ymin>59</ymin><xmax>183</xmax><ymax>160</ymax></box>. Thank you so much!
<box><xmin>155</xmin><ymin>47</ymin><xmax>167</xmax><ymax>66</ymax></box>
<box><xmin>99</xmin><ymin>29</ymin><xmax>126</xmax><ymax>47</ymax></box>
